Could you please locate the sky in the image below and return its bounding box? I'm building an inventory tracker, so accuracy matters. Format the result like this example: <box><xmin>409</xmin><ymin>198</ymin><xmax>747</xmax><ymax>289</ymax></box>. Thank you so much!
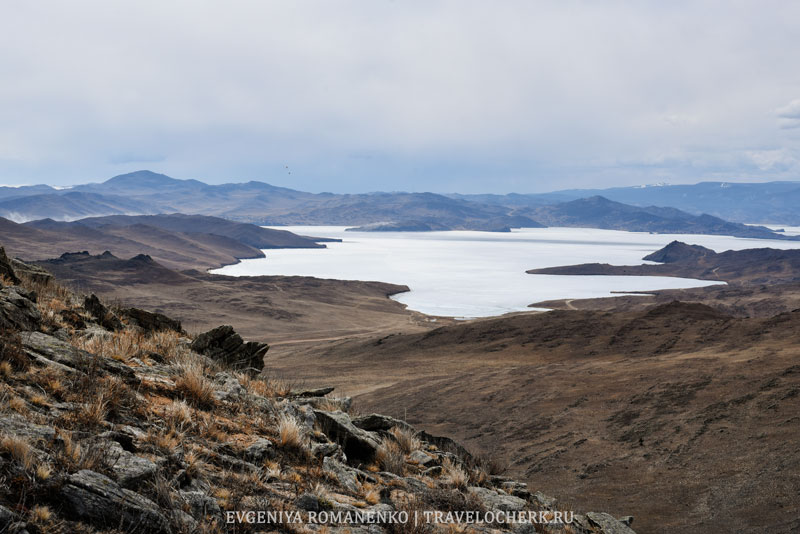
<box><xmin>1</xmin><ymin>1</ymin><xmax>800</xmax><ymax>193</ymax></box>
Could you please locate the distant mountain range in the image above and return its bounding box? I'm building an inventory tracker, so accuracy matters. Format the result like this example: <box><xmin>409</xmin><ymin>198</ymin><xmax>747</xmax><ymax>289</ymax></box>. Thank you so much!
<box><xmin>451</xmin><ymin>181</ymin><xmax>800</xmax><ymax>225</ymax></box>
<box><xmin>1</xmin><ymin>170</ymin><xmax>799</xmax><ymax>239</ymax></box>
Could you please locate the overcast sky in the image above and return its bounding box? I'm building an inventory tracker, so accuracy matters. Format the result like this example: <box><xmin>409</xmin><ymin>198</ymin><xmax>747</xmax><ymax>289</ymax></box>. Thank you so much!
<box><xmin>1</xmin><ymin>1</ymin><xmax>800</xmax><ymax>193</ymax></box>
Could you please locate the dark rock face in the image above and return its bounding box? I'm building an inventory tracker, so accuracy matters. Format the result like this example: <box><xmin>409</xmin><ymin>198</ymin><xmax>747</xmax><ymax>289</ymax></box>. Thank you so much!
<box><xmin>0</xmin><ymin>286</ymin><xmax>41</xmax><ymax>331</ymax></box>
<box><xmin>314</xmin><ymin>410</ymin><xmax>381</xmax><ymax>465</ymax></box>
<box><xmin>123</xmin><ymin>307</ymin><xmax>183</xmax><ymax>334</ymax></box>
<box><xmin>0</xmin><ymin>247</ymin><xmax>20</xmax><ymax>285</ymax></box>
<box><xmin>189</xmin><ymin>325</ymin><xmax>268</xmax><ymax>373</ymax></box>
<box><xmin>84</xmin><ymin>294</ymin><xmax>123</xmax><ymax>331</ymax></box>
<box><xmin>353</xmin><ymin>413</ymin><xmax>413</xmax><ymax>433</ymax></box>
<box><xmin>10</xmin><ymin>257</ymin><xmax>52</xmax><ymax>285</ymax></box>
<box><xmin>60</xmin><ymin>470</ymin><xmax>171</xmax><ymax>534</ymax></box>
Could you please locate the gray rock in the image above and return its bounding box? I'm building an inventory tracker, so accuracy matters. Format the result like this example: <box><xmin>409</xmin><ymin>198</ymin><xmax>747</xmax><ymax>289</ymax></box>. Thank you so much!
<box><xmin>295</xmin><ymin>396</ymin><xmax>353</xmax><ymax>412</ymax></box>
<box><xmin>531</xmin><ymin>491</ymin><xmax>557</xmax><ymax>510</ymax></box>
<box><xmin>314</xmin><ymin>410</ymin><xmax>381</xmax><ymax>465</ymax></box>
<box><xmin>291</xmin><ymin>386</ymin><xmax>335</xmax><ymax>397</ymax></box>
<box><xmin>422</xmin><ymin>465</ymin><xmax>443</xmax><ymax>477</ymax></box>
<box><xmin>123</xmin><ymin>307</ymin><xmax>183</xmax><ymax>334</ymax></box>
<box><xmin>84</xmin><ymin>294</ymin><xmax>123</xmax><ymax>331</ymax></box>
<box><xmin>409</xmin><ymin>450</ymin><xmax>436</xmax><ymax>467</ymax></box>
<box><xmin>102</xmin><ymin>440</ymin><xmax>158</xmax><ymax>489</ymax></box>
<box><xmin>619</xmin><ymin>516</ymin><xmax>634</xmax><ymax>526</ymax></box>
<box><xmin>212</xmin><ymin>372</ymin><xmax>247</xmax><ymax>402</ymax></box>
<box><xmin>311</xmin><ymin>442</ymin><xmax>342</xmax><ymax>460</ymax></box>
<box><xmin>0</xmin><ymin>414</ymin><xmax>56</xmax><ymax>443</ymax></box>
<box><xmin>0</xmin><ymin>247</ymin><xmax>21</xmax><ymax>284</ymax></box>
<box><xmin>244</xmin><ymin>438</ymin><xmax>276</xmax><ymax>463</ymax></box>
<box><xmin>467</xmin><ymin>487</ymin><xmax>527</xmax><ymax>512</ymax></box>
<box><xmin>323</xmin><ymin>456</ymin><xmax>361</xmax><ymax>493</ymax></box>
<box><xmin>586</xmin><ymin>512</ymin><xmax>638</xmax><ymax>534</ymax></box>
<box><xmin>11</xmin><ymin>257</ymin><xmax>51</xmax><ymax>285</ymax></box>
<box><xmin>417</xmin><ymin>430</ymin><xmax>473</xmax><ymax>463</ymax></box>
<box><xmin>19</xmin><ymin>331</ymin><xmax>139</xmax><ymax>384</ymax></box>
<box><xmin>60</xmin><ymin>470</ymin><xmax>171</xmax><ymax>534</ymax></box>
<box><xmin>352</xmin><ymin>413</ymin><xmax>413</xmax><ymax>433</ymax></box>
<box><xmin>0</xmin><ymin>504</ymin><xmax>22</xmax><ymax>532</ymax></box>
<box><xmin>169</xmin><ymin>509</ymin><xmax>197</xmax><ymax>533</ymax></box>
<box><xmin>190</xmin><ymin>325</ymin><xmax>268</xmax><ymax>373</ymax></box>
<box><xmin>179</xmin><ymin>490</ymin><xmax>222</xmax><ymax>520</ymax></box>
<box><xmin>0</xmin><ymin>286</ymin><xmax>40</xmax><ymax>331</ymax></box>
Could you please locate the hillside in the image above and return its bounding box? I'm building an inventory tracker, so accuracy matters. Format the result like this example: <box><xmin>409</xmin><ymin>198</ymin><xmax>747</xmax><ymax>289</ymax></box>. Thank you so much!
<box><xmin>269</xmin><ymin>301</ymin><xmax>800</xmax><ymax>534</ymax></box>
<box><xmin>0</xmin><ymin>250</ymin><xmax>636</xmax><ymax>534</ymax></box>
<box><xmin>0</xmin><ymin>214</ymin><xmax>327</xmax><ymax>271</ymax></box>
<box><xmin>520</xmin><ymin>196</ymin><xmax>795</xmax><ymax>240</ymax></box>
<box><xmin>527</xmin><ymin>240</ymin><xmax>800</xmax><ymax>284</ymax></box>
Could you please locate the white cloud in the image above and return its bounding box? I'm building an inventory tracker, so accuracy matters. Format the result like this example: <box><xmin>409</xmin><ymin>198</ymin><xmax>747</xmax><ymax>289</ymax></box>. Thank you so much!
<box><xmin>0</xmin><ymin>1</ymin><xmax>799</xmax><ymax>192</ymax></box>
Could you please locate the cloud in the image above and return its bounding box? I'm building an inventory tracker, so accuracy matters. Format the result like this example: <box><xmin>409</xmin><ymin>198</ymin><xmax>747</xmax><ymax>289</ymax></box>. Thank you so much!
<box><xmin>777</xmin><ymin>99</ymin><xmax>800</xmax><ymax>129</ymax></box>
<box><xmin>0</xmin><ymin>1</ymin><xmax>800</xmax><ymax>192</ymax></box>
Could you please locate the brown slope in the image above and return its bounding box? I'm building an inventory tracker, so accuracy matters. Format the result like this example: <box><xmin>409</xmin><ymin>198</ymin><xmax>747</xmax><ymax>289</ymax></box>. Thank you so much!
<box><xmin>265</xmin><ymin>303</ymin><xmax>800</xmax><ymax>534</ymax></box>
<box><xmin>0</xmin><ymin>216</ymin><xmax>264</xmax><ymax>270</ymax></box>
<box><xmin>33</xmin><ymin>250</ymin><xmax>428</xmax><ymax>342</ymax></box>
<box><xmin>527</xmin><ymin>240</ymin><xmax>800</xmax><ymax>284</ymax></box>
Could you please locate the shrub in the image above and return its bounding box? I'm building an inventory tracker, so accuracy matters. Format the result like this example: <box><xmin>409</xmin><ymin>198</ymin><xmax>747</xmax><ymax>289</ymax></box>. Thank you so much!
<box><xmin>376</xmin><ymin>438</ymin><xmax>406</xmax><ymax>475</ymax></box>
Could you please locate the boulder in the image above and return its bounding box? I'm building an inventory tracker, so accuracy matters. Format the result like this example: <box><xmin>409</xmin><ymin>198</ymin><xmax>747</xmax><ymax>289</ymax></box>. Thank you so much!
<box><xmin>467</xmin><ymin>487</ymin><xmax>527</xmax><ymax>512</ymax></box>
<box><xmin>291</xmin><ymin>386</ymin><xmax>335</xmax><ymax>397</ymax></box>
<box><xmin>102</xmin><ymin>440</ymin><xmax>158</xmax><ymax>489</ymax></box>
<box><xmin>244</xmin><ymin>438</ymin><xmax>276</xmax><ymax>463</ymax></box>
<box><xmin>322</xmin><ymin>456</ymin><xmax>361</xmax><ymax>493</ymax></box>
<box><xmin>352</xmin><ymin>413</ymin><xmax>413</xmax><ymax>433</ymax></box>
<box><xmin>83</xmin><ymin>294</ymin><xmax>123</xmax><ymax>331</ymax></box>
<box><xmin>179</xmin><ymin>490</ymin><xmax>222</xmax><ymax>520</ymax></box>
<box><xmin>212</xmin><ymin>372</ymin><xmax>247</xmax><ymax>402</ymax></box>
<box><xmin>585</xmin><ymin>512</ymin><xmax>637</xmax><ymax>534</ymax></box>
<box><xmin>417</xmin><ymin>430</ymin><xmax>474</xmax><ymax>464</ymax></box>
<box><xmin>11</xmin><ymin>258</ymin><xmax>52</xmax><ymax>285</ymax></box>
<box><xmin>409</xmin><ymin>450</ymin><xmax>436</xmax><ymax>467</ymax></box>
<box><xmin>123</xmin><ymin>307</ymin><xmax>183</xmax><ymax>334</ymax></box>
<box><xmin>189</xmin><ymin>325</ymin><xmax>268</xmax><ymax>373</ymax></box>
<box><xmin>60</xmin><ymin>470</ymin><xmax>171</xmax><ymax>534</ymax></box>
<box><xmin>0</xmin><ymin>286</ymin><xmax>41</xmax><ymax>331</ymax></box>
<box><xmin>0</xmin><ymin>247</ymin><xmax>20</xmax><ymax>285</ymax></box>
<box><xmin>314</xmin><ymin>410</ymin><xmax>381</xmax><ymax>465</ymax></box>
<box><xmin>0</xmin><ymin>414</ymin><xmax>56</xmax><ymax>443</ymax></box>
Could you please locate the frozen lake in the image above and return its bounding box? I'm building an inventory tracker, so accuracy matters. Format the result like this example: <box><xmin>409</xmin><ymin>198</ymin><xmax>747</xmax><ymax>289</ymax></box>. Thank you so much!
<box><xmin>211</xmin><ymin>227</ymin><xmax>800</xmax><ymax>318</ymax></box>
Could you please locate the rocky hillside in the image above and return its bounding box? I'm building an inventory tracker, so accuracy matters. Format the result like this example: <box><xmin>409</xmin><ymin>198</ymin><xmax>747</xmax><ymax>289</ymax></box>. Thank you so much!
<box><xmin>0</xmin><ymin>247</ymin><xmax>636</xmax><ymax>534</ymax></box>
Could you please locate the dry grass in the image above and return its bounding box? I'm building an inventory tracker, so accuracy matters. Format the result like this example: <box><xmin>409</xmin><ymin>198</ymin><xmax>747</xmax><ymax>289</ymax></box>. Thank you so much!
<box><xmin>52</xmin><ymin>430</ymin><xmax>103</xmax><ymax>473</ymax></box>
<box><xmin>0</xmin><ymin>360</ymin><xmax>13</xmax><ymax>377</ymax></box>
<box><xmin>276</xmin><ymin>414</ymin><xmax>306</xmax><ymax>450</ymax></box>
<box><xmin>0</xmin><ymin>330</ymin><xmax>29</xmax><ymax>371</ymax></box>
<box><xmin>165</xmin><ymin>399</ymin><xmax>194</xmax><ymax>431</ymax></box>
<box><xmin>0</xmin><ymin>435</ymin><xmax>36</xmax><ymax>471</ymax></box>
<box><xmin>376</xmin><ymin>438</ymin><xmax>406</xmax><ymax>475</ymax></box>
<box><xmin>237</xmin><ymin>372</ymin><xmax>294</xmax><ymax>398</ymax></box>
<box><xmin>441</xmin><ymin>458</ymin><xmax>469</xmax><ymax>490</ymax></box>
<box><xmin>175</xmin><ymin>362</ymin><xmax>216</xmax><ymax>409</ymax></box>
<box><xmin>143</xmin><ymin>428</ymin><xmax>182</xmax><ymax>455</ymax></box>
<box><xmin>391</xmin><ymin>426</ymin><xmax>422</xmax><ymax>454</ymax></box>
<box><xmin>71</xmin><ymin>328</ymin><xmax>191</xmax><ymax>366</ymax></box>
<box><xmin>7</xmin><ymin>395</ymin><xmax>28</xmax><ymax>415</ymax></box>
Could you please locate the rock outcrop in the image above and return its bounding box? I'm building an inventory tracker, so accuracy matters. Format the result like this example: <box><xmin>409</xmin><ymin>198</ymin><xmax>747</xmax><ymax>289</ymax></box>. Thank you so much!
<box><xmin>190</xmin><ymin>324</ymin><xmax>268</xmax><ymax>373</ymax></box>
